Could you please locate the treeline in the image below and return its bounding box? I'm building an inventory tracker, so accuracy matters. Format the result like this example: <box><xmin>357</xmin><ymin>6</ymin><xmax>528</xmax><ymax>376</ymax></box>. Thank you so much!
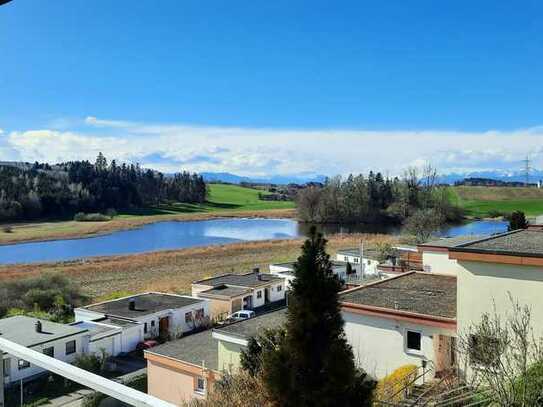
<box><xmin>296</xmin><ymin>168</ymin><xmax>462</xmax><ymax>224</ymax></box>
<box><xmin>0</xmin><ymin>153</ymin><xmax>207</xmax><ymax>221</ymax></box>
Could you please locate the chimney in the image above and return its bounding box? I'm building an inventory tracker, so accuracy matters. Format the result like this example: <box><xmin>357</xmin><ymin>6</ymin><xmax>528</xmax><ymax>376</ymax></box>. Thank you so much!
<box><xmin>253</xmin><ymin>267</ymin><xmax>263</xmax><ymax>281</ymax></box>
<box><xmin>35</xmin><ymin>320</ymin><xmax>42</xmax><ymax>333</ymax></box>
<box><xmin>128</xmin><ymin>298</ymin><xmax>136</xmax><ymax>311</ymax></box>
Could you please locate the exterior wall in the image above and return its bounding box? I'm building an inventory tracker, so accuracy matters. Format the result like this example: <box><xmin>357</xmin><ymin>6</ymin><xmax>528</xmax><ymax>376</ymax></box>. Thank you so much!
<box><xmin>146</xmin><ymin>356</ymin><xmax>219</xmax><ymax>405</ymax></box>
<box><xmin>3</xmin><ymin>333</ymin><xmax>88</xmax><ymax>385</ymax></box>
<box><xmin>88</xmin><ymin>333</ymin><xmax>122</xmax><ymax>357</ymax></box>
<box><xmin>217</xmin><ymin>340</ymin><xmax>244</xmax><ymax>373</ymax></box>
<box><xmin>456</xmin><ymin>260</ymin><xmax>543</xmax><ymax>338</ymax></box>
<box><xmin>342</xmin><ymin>310</ymin><xmax>455</xmax><ymax>380</ymax></box>
<box><xmin>121</xmin><ymin>325</ymin><xmax>144</xmax><ymax>353</ymax></box>
<box><xmin>207</xmin><ymin>298</ymin><xmax>234</xmax><ymax>320</ymax></box>
<box><xmin>422</xmin><ymin>251</ymin><xmax>458</xmax><ymax>275</ymax></box>
<box><xmin>147</xmin><ymin>359</ymin><xmax>202</xmax><ymax>405</ymax></box>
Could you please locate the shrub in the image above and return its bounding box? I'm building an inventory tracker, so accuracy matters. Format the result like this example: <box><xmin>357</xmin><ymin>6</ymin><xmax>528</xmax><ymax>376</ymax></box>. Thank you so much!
<box><xmin>73</xmin><ymin>212</ymin><xmax>111</xmax><ymax>222</ymax></box>
<box><xmin>374</xmin><ymin>364</ymin><xmax>418</xmax><ymax>403</ymax></box>
<box><xmin>73</xmin><ymin>353</ymin><xmax>106</xmax><ymax>375</ymax></box>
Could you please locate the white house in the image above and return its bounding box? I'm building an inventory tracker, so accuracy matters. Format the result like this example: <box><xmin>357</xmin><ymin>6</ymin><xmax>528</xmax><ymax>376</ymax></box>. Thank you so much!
<box><xmin>74</xmin><ymin>292</ymin><xmax>210</xmax><ymax>354</ymax></box>
<box><xmin>340</xmin><ymin>272</ymin><xmax>457</xmax><ymax>380</ymax></box>
<box><xmin>192</xmin><ymin>269</ymin><xmax>285</xmax><ymax>320</ymax></box>
<box><xmin>335</xmin><ymin>248</ymin><xmax>380</xmax><ymax>275</ymax></box>
<box><xmin>0</xmin><ymin>316</ymin><xmax>88</xmax><ymax>386</ymax></box>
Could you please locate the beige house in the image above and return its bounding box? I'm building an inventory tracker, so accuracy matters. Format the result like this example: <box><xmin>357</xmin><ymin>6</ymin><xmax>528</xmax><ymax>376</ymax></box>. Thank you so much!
<box><xmin>145</xmin><ymin>309</ymin><xmax>286</xmax><ymax>405</ymax></box>
<box><xmin>448</xmin><ymin>229</ymin><xmax>543</xmax><ymax>339</ymax></box>
<box><xmin>192</xmin><ymin>269</ymin><xmax>285</xmax><ymax>320</ymax></box>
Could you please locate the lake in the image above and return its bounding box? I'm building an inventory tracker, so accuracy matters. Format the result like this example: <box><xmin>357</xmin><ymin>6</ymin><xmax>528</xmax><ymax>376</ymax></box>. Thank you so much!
<box><xmin>0</xmin><ymin>218</ymin><xmax>508</xmax><ymax>265</ymax></box>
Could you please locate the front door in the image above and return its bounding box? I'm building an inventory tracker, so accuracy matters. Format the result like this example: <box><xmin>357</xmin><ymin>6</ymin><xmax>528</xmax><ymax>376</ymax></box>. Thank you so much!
<box><xmin>159</xmin><ymin>317</ymin><xmax>169</xmax><ymax>338</ymax></box>
<box><xmin>264</xmin><ymin>288</ymin><xmax>270</xmax><ymax>304</ymax></box>
<box><xmin>433</xmin><ymin>335</ymin><xmax>456</xmax><ymax>375</ymax></box>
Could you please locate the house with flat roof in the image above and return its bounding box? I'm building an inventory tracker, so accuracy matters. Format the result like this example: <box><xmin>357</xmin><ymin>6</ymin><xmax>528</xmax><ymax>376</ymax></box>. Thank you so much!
<box><xmin>417</xmin><ymin>235</ymin><xmax>486</xmax><ymax>275</ymax></box>
<box><xmin>74</xmin><ymin>292</ymin><xmax>209</xmax><ymax>353</ymax></box>
<box><xmin>192</xmin><ymin>269</ymin><xmax>285</xmax><ymax>320</ymax></box>
<box><xmin>145</xmin><ymin>308</ymin><xmax>286</xmax><ymax>405</ymax></box>
<box><xmin>0</xmin><ymin>316</ymin><xmax>89</xmax><ymax>386</ymax></box>
<box><xmin>341</xmin><ymin>272</ymin><xmax>457</xmax><ymax>379</ymax></box>
<box><xmin>448</xmin><ymin>229</ymin><xmax>543</xmax><ymax>342</ymax></box>
<box><xmin>335</xmin><ymin>248</ymin><xmax>380</xmax><ymax>275</ymax></box>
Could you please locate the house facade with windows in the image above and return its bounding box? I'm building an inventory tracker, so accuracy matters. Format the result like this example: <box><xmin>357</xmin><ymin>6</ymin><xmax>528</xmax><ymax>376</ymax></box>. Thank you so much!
<box><xmin>448</xmin><ymin>229</ymin><xmax>543</xmax><ymax>343</ymax></box>
<box><xmin>341</xmin><ymin>272</ymin><xmax>457</xmax><ymax>380</ymax></box>
<box><xmin>0</xmin><ymin>316</ymin><xmax>88</xmax><ymax>386</ymax></box>
<box><xmin>74</xmin><ymin>292</ymin><xmax>209</xmax><ymax>354</ymax></box>
<box><xmin>335</xmin><ymin>248</ymin><xmax>380</xmax><ymax>275</ymax></box>
<box><xmin>192</xmin><ymin>270</ymin><xmax>285</xmax><ymax>320</ymax></box>
<box><xmin>144</xmin><ymin>308</ymin><xmax>286</xmax><ymax>405</ymax></box>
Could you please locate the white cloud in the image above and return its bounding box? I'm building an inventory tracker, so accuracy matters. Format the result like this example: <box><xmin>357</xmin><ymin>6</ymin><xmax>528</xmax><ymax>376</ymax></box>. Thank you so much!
<box><xmin>2</xmin><ymin>117</ymin><xmax>543</xmax><ymax>177</ymax></box>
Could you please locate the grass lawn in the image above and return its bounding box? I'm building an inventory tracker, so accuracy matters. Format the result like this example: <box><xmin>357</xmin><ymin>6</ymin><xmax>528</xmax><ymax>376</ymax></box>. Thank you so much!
<box><xmin>0</xmin><ymin>184</ymin><xmax>296</xmax><ymax>244</ymax></box>
<box><xmin>448</xmin><ymin>186</ymin><xmax>543</xmax><ymax>218</ymax></box>
<box><xmin>118</xmin><ymin>183</ymin><xmax>294</xmax><ymax>217</ymax></box>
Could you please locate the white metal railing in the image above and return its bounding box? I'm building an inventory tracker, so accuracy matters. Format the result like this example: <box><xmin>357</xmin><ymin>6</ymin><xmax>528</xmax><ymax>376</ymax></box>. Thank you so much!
<box><xmin>0</xmin><ymin>338</ymin><xmax>174</xmax><ymax>407</ymax></box>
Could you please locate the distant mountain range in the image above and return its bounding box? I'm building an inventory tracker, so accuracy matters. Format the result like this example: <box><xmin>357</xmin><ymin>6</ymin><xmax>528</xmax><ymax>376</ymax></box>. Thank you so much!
<box><xmin>437</xmin><ymin>170</ymin><xmax>543</xmax><ymax>185</ymax></box>
<box><xmin>201</xmin><ymin>172</ymin><xmax>327</xmax><ymax>185</ymax></box>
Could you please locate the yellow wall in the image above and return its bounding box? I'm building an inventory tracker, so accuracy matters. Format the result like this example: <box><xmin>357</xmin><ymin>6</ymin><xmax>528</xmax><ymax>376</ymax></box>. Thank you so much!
<box><xmin>457</xmin><ymin>260</ymin><xmax>543</xmax><ymax>337</ymax></box>
<box><xmin>217</xmin><ymin>339</ymin><xmax>244</xmax><ymax>372</ymax></box>
<box><xmin>147</xmin><ymin>360</ymin><xmax>198</xmax><ymax>405</ymax></box>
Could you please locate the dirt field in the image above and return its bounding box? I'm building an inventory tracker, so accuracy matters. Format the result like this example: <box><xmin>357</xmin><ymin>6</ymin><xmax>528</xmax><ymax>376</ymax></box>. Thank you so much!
<box><xmin>0</xmin><ymin>233</ymin><xmax>396</xmax><ymax>300</ymax></box>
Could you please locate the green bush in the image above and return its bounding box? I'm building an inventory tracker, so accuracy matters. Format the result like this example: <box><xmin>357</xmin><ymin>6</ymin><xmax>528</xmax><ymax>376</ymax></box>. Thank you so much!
<box><xmin>74</xmin><ymin>212</ymin><xmax>111</xmax><ymax>222</ymax></box>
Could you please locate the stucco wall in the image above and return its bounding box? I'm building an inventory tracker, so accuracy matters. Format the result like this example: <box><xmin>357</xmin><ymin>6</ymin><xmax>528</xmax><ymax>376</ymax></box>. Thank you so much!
<box><xmin>342</xmin><ymin>310</ymin><xmax>455</xmax><ymax>379</ymax></box>
<box><xmin>422</xmin><ymin>251</ymin><xmax>458</xmax><ymax>275</ymax></box>
<box><xmin>147</xmin><ymin>359</ymin><xmax>197</xmax><ymax>405</ymax></box>
<box><xmin>456</xmin><ymin>260</ymin><xmax>543</xmax><ymax>338</ymax></box>
<box><xmin>217</xmin><ymin>340</ymin><xmax>244</xmax><ymax>373</ymax></box>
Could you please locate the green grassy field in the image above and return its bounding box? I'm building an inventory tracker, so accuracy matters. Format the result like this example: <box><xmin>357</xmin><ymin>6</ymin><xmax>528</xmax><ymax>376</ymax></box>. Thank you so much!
<box><xmin>118</xmin><ymin>183</ymin><xmax>295</xmax><ymax>217</ymax></box>
<box><xmin>448</xmin><ymin>186</ymin><xmax>543</xmax><ymax>218</ymax></box>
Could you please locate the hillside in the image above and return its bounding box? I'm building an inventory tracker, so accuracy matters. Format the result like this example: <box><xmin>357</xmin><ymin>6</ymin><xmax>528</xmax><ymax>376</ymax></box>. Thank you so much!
<box><xmin>449</xmin><ymin>186</ymin><xmax>543</xmax><ymax>217</ymax></box>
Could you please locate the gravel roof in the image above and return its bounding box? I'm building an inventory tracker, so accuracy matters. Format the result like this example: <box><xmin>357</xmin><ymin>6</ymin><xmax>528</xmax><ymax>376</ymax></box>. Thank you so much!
<box><xmin>450</xmin><ymin>230</ymin><xmax>543</xmax><ymax>257</ymax></box>
<box><xmin>71</xmin><ymin>320</ymin><xmax>119</xmax><ymax>337</ymax></box>
<box><xmin>84</xmin><ymin>293</ymin><xmax>205</xmax><ymax>320</ymax></box>
<box><xmin>194</xmin><ymin>272</ymin><xmax>283</xmax><ymax>288</ymax></box>
<box><xmin>419</xmin><ymin>235</ymin><xmax>487</xmax><ymax>249</ymax></box>
<box><xmin>146</xmin><ymin>329</ymin><xmax>218</xmax><ymax>370</ymax></box>
<box><xmin>0</xmin><ymin>316</ymin><xmax>87</xmax><ymax>348</ymax></box>
<box><xmin>340</xmin><ymin>273</ymin><xmax>457</xmax><ymax>319</ymax></box>
<box><xmin>214</xmin><ymin>308</ymin><xmax>287</xmax><ymax>340</ymax></box>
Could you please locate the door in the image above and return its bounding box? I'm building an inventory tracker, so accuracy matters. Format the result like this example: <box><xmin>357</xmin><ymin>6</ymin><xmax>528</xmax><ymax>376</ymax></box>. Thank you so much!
<box><xmin>264</xmin><ymin>288</ymin><xmax>270</xmax><ymax>304</ymax></box>
<box><xmin>159</xmin><ymin>317</ymin><xmax>170</xmax><ymax>338</ymax></box>
<box><xmin>433</xmin><ymin>335</ymin><xmax>456</xmax><ymax>375</ymax></box>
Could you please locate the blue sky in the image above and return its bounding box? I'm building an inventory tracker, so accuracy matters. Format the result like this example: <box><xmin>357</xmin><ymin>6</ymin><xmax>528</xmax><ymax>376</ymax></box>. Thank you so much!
<box><xmin>1</xmin><ymin>0</ymin><xmax>542</xmax><ymax>177</ymax></box>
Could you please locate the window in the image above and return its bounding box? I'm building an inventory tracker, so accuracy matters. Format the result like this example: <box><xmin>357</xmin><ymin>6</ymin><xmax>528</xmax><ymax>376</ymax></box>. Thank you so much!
<box><xmin>469</xmin><ymin>334</ymin><xmax>500</xmax><ymax>367</ymax></box>
<box><xmin>144</xmin><ymin>323</ymin><xmax>148</xmax><ymax>334</ymax></box>
<box><xmin>43</xmin><ymin>347</ymin><xmax>54</xmax><ymax>357</ymax></box>
<box><xmin>3</xmin><ymin>359</ymin><xmax>11</xmax><ymax>377</ymax></box>
<box><xmin>65</xmin><ymin>340</ymin><xmax>76</xmax><ymax>355</ymax></box>
<box><xmin>18</xmin><ymin>359</ymin><xmax>30</xmax><ymax>370</ymax></box>
<box><xmin>195</xmin><ymin>376</ymin><xmax>206</xmax><ymax>393</ymax></box>
<box><xmin>185</xmin><ymin>312</ymin><xmax>193</xmax><ymax>323</ymax></box>
<box><xmin>277</xmin><ymin>285</ymin><xmax>282</xmax><ymax>292</ymax></box>
<box><xmin>354</xmin><ymin>258</ymin><xmax>359</xmax><ymax>263</ymax></box>
<box><xmin>151</xmin><ymin>320</ymin><xmax>155</xmax><ymax>327</ymax></box>
<box><xmin>406</xmin><ymin>330</ymin><xmax>422</xmax><ymax>352</ymax></box>
<box><xmin>344</xmin><ymin>256</ymin><xmax>349</xmax><ymax>262</ymax></box>
<box><xmin>257</xmin><ymin>290</ymin><xmax>262</xmax><ymax>299</ymax></box>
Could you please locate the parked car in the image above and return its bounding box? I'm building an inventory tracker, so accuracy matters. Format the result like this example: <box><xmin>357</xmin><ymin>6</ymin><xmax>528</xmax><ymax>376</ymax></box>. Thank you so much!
<box><xmin>136</xmin><ymin>340</ymin><xmax>159</xmax><ymax>351</ymax></box>
<box><xmin>229</xmin><ymin>310</ymin><xmax>255</xmax><ymax>321</ymax></box>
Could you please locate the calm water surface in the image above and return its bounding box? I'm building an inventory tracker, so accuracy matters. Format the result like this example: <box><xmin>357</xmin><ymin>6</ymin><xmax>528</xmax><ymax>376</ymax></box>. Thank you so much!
<box><xmin>0</xmin><ymin>218</ymin><xmax>508</xmax><ymax>265</ymax></box>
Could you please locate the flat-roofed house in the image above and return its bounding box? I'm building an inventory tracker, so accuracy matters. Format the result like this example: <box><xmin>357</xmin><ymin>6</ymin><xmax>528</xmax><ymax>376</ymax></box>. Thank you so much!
<box><xmin>0</xmin><ymin>316</ymin><xmax>88</xmax><ymax>386</ymax></box>
<box><xmin>416</xmin><ymin>235</ymin><xmax>487</xmax><ymax>275</ymax></box>
<box><xmin>74</xmin><ymin>292</ymin><xmax>209</xmax><ymax>353</ymax></box>
<box><xmin>192</xmin><ymin>270</ymin><xmax>285</xmax><ymax>320</ymax></box>
<box><xmin>340</xmin><ymin>272</ymin><xmax>457</xmax><ymax>379</ymax></box>
<box><xmin>145</xmin><ymin>309</ymin><xmax>286</xmax><ymax>405</ymax></box>
<box><xmin>335</xmin><ymin>248</ymin><xmax>380</xmax><ymax>275</ymax></box>
<box><xmin>449</xmin><ymin>229</ymin><xmax>543</xmax><ymax>341</ymax></box>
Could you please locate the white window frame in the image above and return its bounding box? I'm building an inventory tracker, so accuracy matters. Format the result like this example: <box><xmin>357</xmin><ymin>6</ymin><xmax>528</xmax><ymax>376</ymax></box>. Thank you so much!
<box><xmin>256</xmin><ymin>290</ymin><xmax>262</xmax><ymax>299</ymax></box>
<box><xmin>65</xmin><ymin>340</ymin><xmax>77</xmax><ymax>355</ymax></box>
<box><xmin>195</xmin><ymin>376</ymin><xmax>206</xmax><ymax>394</ymax></box>
<box><xmin>404</xmin><ymin>329</ymin><xmax>423</xmax><ymax>355</ymax></box>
